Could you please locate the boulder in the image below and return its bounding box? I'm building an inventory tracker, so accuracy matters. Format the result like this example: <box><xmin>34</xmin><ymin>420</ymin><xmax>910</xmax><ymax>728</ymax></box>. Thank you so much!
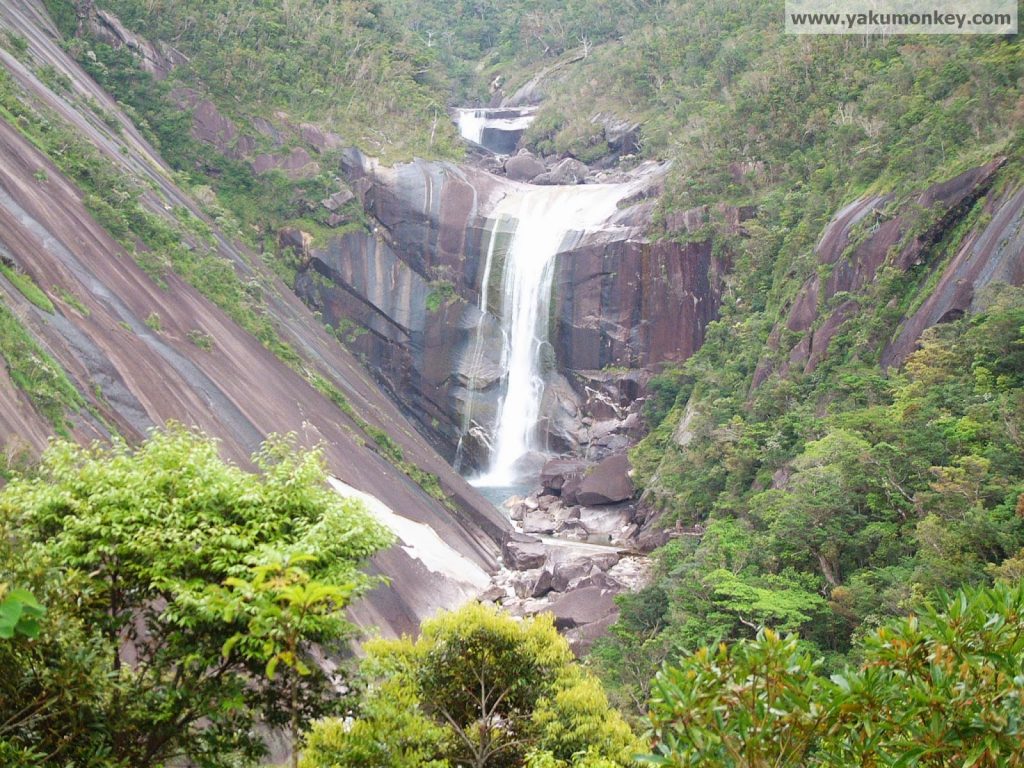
<box><xmin>321</xmin><ymin>187</ymin><xmax>355</xmax><ymax>211</ymax></box>
<box><xmin>565</xmin><ymin>612</ymin><xmax>619</xmax><ymax>655</ymax></box>
<box><xmin>568</xmin><ymin>566</ymin><xmax>617</xmax><ymax>591</ymax></box>
<box><xmin>531</xmin><ymin>568</ymin><xmax>555</xmax><ymax>598</ymax></box>
<box><xmin>504</xmin><ymin>152</ymin><xmax>546</xmax><ymax>181</ymax></box>
<box><xmin>577</xmin><ymin>503</ymin><xmax>635</xmax><ymax>538</ymax></box>
<box><xmin>501</xmin><ymin>532</ymin><xmax>547</xmax><ymax>571</ymax></box>
<box><xmin>547</xmin><ymin>586</ymin><xmax>617</xmax><ymax>630</ymax></box>
<box><xmin>550</xmin><ymin>557</ymin><xmax>594</xmax><ymax>592</ymax></box>
<box><xmin>554</xmin><ymin>519</ymin><xmax>590</xmax><ymax>541</ymax></box>
<box><xmin>550</xmin><ymin>553</ymin><xmax>620</xmax><ymax>592</ymax></box>
<box><xmin>540</xmin><ymin>457</ymin><xmax>589</xmax><ymax>494</ymax></box>
<box><xmin>561</xmin><ymin>474</ymin><xmax>584</xmax><ymax>505</ymax></box>
<box><xmin>532</xmin><ymin>158</ymin><xmax>589</xmax><ymax>185</ymax></box>
<box><xmin>478</xmin><ymin>586</ymin><xmax>506</xmax><ymax>604</ymax></box>
<box><xmin>521</xmin><ymin>509</ymin><xmax>557</xmax><ymax>535</ymax></box>
<box><xmin>576</xmin><ymin>454</ymin><xmax>634</xmax><ymax>506</ymax></box>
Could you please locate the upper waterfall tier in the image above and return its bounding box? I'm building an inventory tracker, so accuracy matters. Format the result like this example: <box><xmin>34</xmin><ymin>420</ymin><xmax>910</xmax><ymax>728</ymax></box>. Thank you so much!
<box><xmin>454</xmin><ymin>107</ymin><xmax>538</xmax><ymax>154</ymax></box>
<box><xmin>472</xmin><ymin>181</ymin><xmax>640</xmax><ymax>487</ymax></box>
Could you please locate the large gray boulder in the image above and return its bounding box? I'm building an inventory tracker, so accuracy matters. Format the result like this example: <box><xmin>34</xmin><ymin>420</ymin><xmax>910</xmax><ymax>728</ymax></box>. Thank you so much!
<box><xmin>505</xmin><ymin>152</ymin><xmax>546</xmax><ymax>181</ymax></box>
<box><xmin>540</xmin><ymin>457</ymin><xmax>589</xmax><ymax>494</ymax></box>
<box><xmin>578</xmin><ymin>503</ymin><xmax>635</xmax><ymax>537</ymax></box>
<box><xmin>576</xmin><ymin>453</ymin><xmax>634</xmax><ymax>506</ymax></box>
<box><xmin>532</xmin><ymin>158</ymin><xmax>589</xmax><ymax>185</ymax></box>
<box><xmin>550</xmin><ymin>552</ymin><xmax>621</xmax><ymax>592</ymax></box>
<box><xmin>501</xmin><ymin>532</ymin><xmax>547</xmax><ymax>570</ymax></box>
<box><xmin>547</xmin><ymin>586</ymin><xmax>617</xmax><ymax>629</ymax></box>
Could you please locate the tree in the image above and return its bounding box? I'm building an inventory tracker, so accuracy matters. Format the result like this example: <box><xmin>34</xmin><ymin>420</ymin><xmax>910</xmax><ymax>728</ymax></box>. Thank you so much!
<box><xmin>645</xmin><ymin>582</ymin><xmax>1024</xmax><ymax>767</ymax></box>
<box><xmin>0</xmin><ymin>425</ymin><xmax>392</xmax><ymax>767</ymax></box>
<box><xmin>300</xmin><ymin>603</ymin><xmax>641</xmax><ymax>768</ymax></box>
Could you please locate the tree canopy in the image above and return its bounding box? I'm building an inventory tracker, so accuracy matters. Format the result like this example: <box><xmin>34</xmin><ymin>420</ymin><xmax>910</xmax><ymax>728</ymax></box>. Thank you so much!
<box><xmin>300</xmin><ymin>602</ymin><xmax>642</xmax><ymax>768</ymax></box>
<box><xmin>0</xmin><ymin>426</ymin><xmax>392</xmax><ymax>767</ymax></box>
<box><xmin>646</xmin><ymin>581</ymin><xmax>1024</xmax><ymax>767</ymax></box>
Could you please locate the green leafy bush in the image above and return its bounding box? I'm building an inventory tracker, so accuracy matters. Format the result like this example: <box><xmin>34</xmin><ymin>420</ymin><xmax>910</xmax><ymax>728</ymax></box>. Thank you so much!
<box><xmin>646</xmin><ymin>582</ymin><xmax>1024</xmax><ymax>767</ymax></box>
<box><xmin>301</xmin><ymin>602</ymin><xmax>641</xmax><ymax>768</ymax></box>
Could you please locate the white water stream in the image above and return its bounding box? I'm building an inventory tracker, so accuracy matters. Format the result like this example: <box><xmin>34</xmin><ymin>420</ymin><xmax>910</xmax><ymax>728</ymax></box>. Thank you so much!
<box><xmin>454</xmin><ymin>107</ymin><xmax>538</xmax><ymax>148</ymax></box>
<box><xmin>471</xmin><ymin>183</ymin><xmax>636</xmax><ymax>487</ymax></box>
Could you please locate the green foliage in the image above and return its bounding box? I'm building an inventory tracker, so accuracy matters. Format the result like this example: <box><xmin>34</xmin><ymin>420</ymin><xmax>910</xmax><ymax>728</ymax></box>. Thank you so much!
<box><xmin>426</xmin><ymin>279</ymin><xmax>456</xmax><ymax>312</ymax></box>
<box><xmin>57</xmin><ymin>287</ymin><xmax>90</xmax><ymax>316</ymax></box>
<box><xmin>0</xmin><ymin>584</ymin><xmax>45</xmax><ymax>639</ymax></box>
<box><xmin>1</xmin><ymin>30</ymin><xmax>30</xmax><ymax>59</ymax></box>
<box><xmin>0</xmin><ymin>263</ymin><xmax>55</xmax><ymax>312</ymax></box>
<box><xmin>95</xmin><ymin>0</ymin><xmax>462</xmax><ymax>163</ymax></box>
<box><xmin>602</xmin><ymin>285</ymin><xmax>1024</xmax><ymax>708</ymax></box>
<box><xmin>0</xmin><ymin>426</ymin><xmax>392</xmax><ymax>767</ymax></box>
<box><xmin>0</xmin><ymin>302</ymin><xmax>85</xmax><ymax>435</ymax></box>
<box><xmin>646</xmin><ymin>582</ymin><xmax>1024</xmax><ymax>767</ymax></box>
<box><xmin>647</xmin><ymin>629</ymin><xmax>827</xmax><ymax>767</ymax></box>
<box><xmin>187</xmin><ymin>328</ymin><xmax>214</xmax><ymax>350</ymax></box>
<box><xmin>41</xmin><ymin>0</ymin><xmax>77</xmax><ymax>38</ymax></box>
<box><xmin>301</xmin><ymin>603</ymin><xmax>641</xmax><ymax>768</ymax></box>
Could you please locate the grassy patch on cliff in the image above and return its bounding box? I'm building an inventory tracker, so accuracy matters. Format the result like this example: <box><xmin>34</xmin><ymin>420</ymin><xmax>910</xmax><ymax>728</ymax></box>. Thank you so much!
<box><xmin>0</xmin><ymin>302</ymin><xmax>84</xmax><ymax>436</ymax></box>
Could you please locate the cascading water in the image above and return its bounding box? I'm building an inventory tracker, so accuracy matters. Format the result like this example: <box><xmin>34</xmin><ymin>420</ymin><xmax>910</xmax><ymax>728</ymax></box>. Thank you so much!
<box><xmin>455</xmin><ymin>109</ymin><xmax>487</xmax><ymax>145</ymax></box>
<box><xmin>471</xmin><ymin>183</ymin><xmax>635</xmax><ymax>488</ymax></box>
<box><xmin>453</xmin><ymin>107</ymin><xmax>540</xmax><ymax>154</ymax></box>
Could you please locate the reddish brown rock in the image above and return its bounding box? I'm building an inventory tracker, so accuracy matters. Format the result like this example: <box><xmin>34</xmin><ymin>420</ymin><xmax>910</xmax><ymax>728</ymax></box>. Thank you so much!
<box><xmin>883</xmin><ymin>183</ymin><xmax>1024</xmax><ymax>368</ymax></box>
<box><xmin>755</xmin><ymin>160</ymin><xmax>1009</xmax><ymax>389</ymax></box>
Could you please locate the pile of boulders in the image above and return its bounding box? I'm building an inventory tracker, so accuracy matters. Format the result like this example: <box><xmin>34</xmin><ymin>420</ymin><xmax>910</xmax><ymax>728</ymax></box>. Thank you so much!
<box><xmin>503</xmin><ymin>150</ymin><xmax>592</xmax><ymax>186</ymax></box>
<box><xmin>484</xmin><ymin>535</ymin><xmax>650</xmax><ymax>654</ymax></box>
<box><xmin>509</xmin><ymin>453</ymin><xmax>638</xmax><ymax>545</ymax></box>
<box><xmin>481</xmin><ymin>451</ymin><xmax>653</xmax><ymax>654</ymax></box>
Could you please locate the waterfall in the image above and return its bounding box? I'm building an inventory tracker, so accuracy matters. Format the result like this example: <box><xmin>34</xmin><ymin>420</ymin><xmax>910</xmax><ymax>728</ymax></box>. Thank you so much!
<box><xmin>456</xmin><ymin>109</ymin><xmax>486</xmax><ymax>145</ymax></box>
<box><xmin>472</xmin><ymin>183</ymin><xmax>634</xmax><ymax>487</ymax></box>
<box><xmin>453</xmin><ymin>107</ymin><xmax>539</xmax><ymax>153</ymax></box>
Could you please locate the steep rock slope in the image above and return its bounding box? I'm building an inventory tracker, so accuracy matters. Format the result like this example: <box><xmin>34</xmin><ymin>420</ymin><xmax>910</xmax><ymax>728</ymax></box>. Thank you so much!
<box><xmin>0</xmin><ymin>0</ymin><xmax>508</xmax><ymax>636</ymax></box>
<box><xmin>752</xmin><ymin>159</ymin><xmax>1021</xmax><ymax>387</ymax></box>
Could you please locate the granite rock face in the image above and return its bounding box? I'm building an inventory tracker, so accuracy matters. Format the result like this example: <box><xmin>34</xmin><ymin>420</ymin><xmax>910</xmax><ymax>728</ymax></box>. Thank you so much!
<box><xmin>753</xmin><ymin>160</ymin><xmax>1020</xmax><ymax>389</ymax></box>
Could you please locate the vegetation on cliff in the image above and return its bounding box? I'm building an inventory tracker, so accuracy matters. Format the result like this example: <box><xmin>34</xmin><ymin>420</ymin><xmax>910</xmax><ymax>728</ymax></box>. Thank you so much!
<box><xmin>595</xmin><ymin>283</ymin><xmax>1024</xmax><ymax>711</ymax></box>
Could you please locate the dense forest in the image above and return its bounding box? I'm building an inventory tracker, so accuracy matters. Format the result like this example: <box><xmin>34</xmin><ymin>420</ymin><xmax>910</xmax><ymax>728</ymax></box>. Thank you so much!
<box><xmin>1</xmin><ymin>0</ymin><xmax>1023</xmax><ymax>764</ymax></box>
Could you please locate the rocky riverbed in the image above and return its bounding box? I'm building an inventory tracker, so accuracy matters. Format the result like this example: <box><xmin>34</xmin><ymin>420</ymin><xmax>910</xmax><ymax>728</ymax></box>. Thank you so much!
<box><xmin>474</xmin><ymin>443</ymin><xmax>661</xmax><ymax>654</ymax></box>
